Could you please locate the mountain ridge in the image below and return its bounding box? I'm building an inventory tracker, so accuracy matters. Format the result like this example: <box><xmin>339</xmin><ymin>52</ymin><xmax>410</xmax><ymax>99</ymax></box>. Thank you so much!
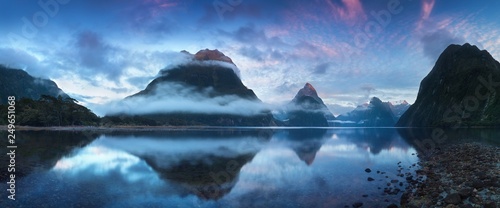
<box><xmin>279</xmin><ymin>83</ymin><xmax>334</xmax><ymax>127</ymax></box>
<box><xmin>104</xmin><ymin>49</ymin><xmax>276</xmax><ymax>126</ymax></box>
<box><xmin>0</xmin><ymin>65</ymin><xmax>68</xmax><ymax>104</ymax></box>
<box><xmin>397</xmin><ymin>43</ymin><xmax>500</xmax><ymax>127</ymax></box>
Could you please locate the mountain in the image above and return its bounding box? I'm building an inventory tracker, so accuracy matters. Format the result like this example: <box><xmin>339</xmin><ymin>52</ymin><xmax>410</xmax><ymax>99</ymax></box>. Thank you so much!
<box><xmin>334</xmin><ymin>97</ymin><xmax>397</xmax><ymax>127</ymax></box>
<box><xmin>397</xmin><ymin>43</ymin><xmax>500</xmax><ymax>127</ymax></box>
<box><xmin>389</xmin><ymin>100</ymin><xmax>410</xmax><ymax>119</ymax></box>
<box><xmin>0</xmin><ymin>65</ymin><xmax>99</xmax><ymax>126</ymax></box>
<box><xmin>0</xmin><ymin>65</ymin><xmax>68</xmax><ymax>104</ymax></box>
<box><xmin>104</xmin><ymin>49</ymin><xmax>276</xmax><ymax>126</ymax></box>
<box><xmin>276</xmin><ymin>83</ymin><xmax>334</xmax><ymax>127</ymax></box>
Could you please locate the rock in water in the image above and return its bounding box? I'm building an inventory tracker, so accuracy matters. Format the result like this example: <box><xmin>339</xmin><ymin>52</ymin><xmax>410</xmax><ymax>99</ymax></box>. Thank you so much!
<box><xmin>397</xmin><ymin>43</ymin><xmax>500</xmax><ymax>127</ymax></box>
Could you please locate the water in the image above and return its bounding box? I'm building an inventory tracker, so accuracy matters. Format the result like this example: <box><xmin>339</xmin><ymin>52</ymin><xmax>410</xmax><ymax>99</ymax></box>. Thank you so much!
<box><xmin>0</xmin><ymin>128</ymin><xmax>498</xmax><ymax>207</ymax></box>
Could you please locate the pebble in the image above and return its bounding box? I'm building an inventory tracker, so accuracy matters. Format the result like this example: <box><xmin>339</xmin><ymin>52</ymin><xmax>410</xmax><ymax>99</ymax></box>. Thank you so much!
<box><xmin>400</xmin><ymin>143</ymin><xmax>500</xmax><ymax>207</ymax></box>
<box><xmin>484</xmin><ymin>201</ymin><xmax>497</xmax><ymax>208</ymax></box>
<box><xmin>444</xmin><ymin>193</ymin><xmax>461</xmax><ymax>205</ymax></box>
<box><xmin>352</xmin><ymin>202</ymin><xmax>363</xmax><ymax>208</ymax></box>
<box><xmin>458</xmin><ymin>188</ymin><xmax>473</xmax><ymax>198</ymax></box>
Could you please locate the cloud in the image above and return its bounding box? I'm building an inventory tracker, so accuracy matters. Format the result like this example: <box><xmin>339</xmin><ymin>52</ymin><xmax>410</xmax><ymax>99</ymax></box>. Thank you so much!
<box><xmin>238</xmin><ymin>46</ymin><xmax>265</xmax><ymax>61</ymax></box>
<box><xmin>421</xmin><ymin>0</ymin><xmax>435</xmax><ymax>21</ymax></box>
<box><xmin>312</xmin><ymin>62</ymin><xmax>331</xmax><ymax>75</ymax></box>
<box><xmin>159</xmin><ymin>54</ymin><xmax>242</xmax><ymax>78</ymax></box>
<box><xmin>66</xmin><ymin>30</ymin><xmax>189</xmax><ymax>88</ymax></box>
<box><xmin>361</xmin><ymin>84</ymin><xmax>376</xmax><ymax>101</ymax></box>
<box><xmin>219</xmin><ymin>24</ymin><xmax>285</xmax><ymax>46</ymax></box>
<box><xmin>198</xmin><ymin>1</ymin><xmax>265</xmax><ymax>24</ymax></box>
<box><xmin>420</xmin><ymin>29</ymin><xmax>464</xmax><ymax>59</ymax></box>
<box><xmin>97</xmin><ymin>82</ymin><xmax>270</xmax><ymax>116</ymax></box>
<box><xmin>416</xmin><ymin>0</ymin><xmax>436</xmax><ymax>30</ymax></box>
<box><xmin>125</xmin><ymin>0</ymin><xmax>182</xmax><ymax>40</ymax></box>
<box><xmin>325</xmin><ymin>103</ymin><xmax>355</xmax><ymax>116</ymax></box>
<box><xmin>0</xmin><ymin>48</ymin><xmax>50</xmax><ymax>78</ymax></box>
<box><xmin>220</xmin><ymin>25</ymin><xmax>339</xmax><ymax>66</ymax></box>
<box><xmin>325</xmin><ymin>0</ymin><xmax>367</xmax><ymax>25</ymax></box>
<box><xmin>76</xmin><ymin>31</ymin><xmax>114</xmax><ymax>69</ymax></box>
<box><xmin>275</xmin><ymin>81</ymin><xmax>300</xmax><ymax>95</ymax></box>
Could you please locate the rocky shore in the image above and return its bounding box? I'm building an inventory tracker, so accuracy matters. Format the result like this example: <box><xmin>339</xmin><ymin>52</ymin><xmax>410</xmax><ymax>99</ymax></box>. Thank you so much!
<box><xmin>402</xmin><ymin>142</ymin><xmax>500</xmax><ymax>208</ymax></box>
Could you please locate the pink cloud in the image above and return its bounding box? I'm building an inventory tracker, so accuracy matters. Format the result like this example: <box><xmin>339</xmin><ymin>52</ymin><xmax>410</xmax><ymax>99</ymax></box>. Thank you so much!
<box><xmin>325</xmin><ymin>0</ymin><xmax>367</xmax><ymax>25</ymax></box>
<box><xmin>417</xmin><ymin>0</ymin><xmax>435</xmax><ymax>30</ymax></box>
<box><xmin>142</xmin><ymin>0</ymin><xmax>178</xmax><ymax>18</ymax></box>
<box><xmin>421</xmin><ymin>0</ymin><xmax>435</xmax><ymax>20</ymax></box>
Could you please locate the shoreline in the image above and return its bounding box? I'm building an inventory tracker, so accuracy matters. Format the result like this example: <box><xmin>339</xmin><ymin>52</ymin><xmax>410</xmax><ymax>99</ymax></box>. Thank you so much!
<box><xmin>402</xmin><ymin>142</ymin><xmax>500</xmax><ymax>207</ymax></box>
<box><xmin>2</xmin><ymin>125</ymin><xmax>500</xmax><ymax>132</ymax></box>
<box><xmin>0</xmin><ymin>125</ymin><xmax>234</xmax><ymax>132</ymax></box>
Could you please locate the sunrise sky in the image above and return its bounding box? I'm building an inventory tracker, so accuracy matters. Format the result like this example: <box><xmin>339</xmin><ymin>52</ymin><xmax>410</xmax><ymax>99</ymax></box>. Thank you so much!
<box><xmin>1</xmin><ymin>0</ymin><xmax>500</xmax><ymax>115</ymax></box>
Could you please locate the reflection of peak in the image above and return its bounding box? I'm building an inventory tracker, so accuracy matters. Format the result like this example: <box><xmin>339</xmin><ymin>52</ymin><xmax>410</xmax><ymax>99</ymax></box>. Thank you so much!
<box><xmin>292</xmin><ymin>144</ymin><xmax>321</xmax><ymax>166</ymax></box>
<box><xmin>142</xmin><ymin>153</ymin><xmax>256</xmax><ymax>200</ymax></box>
<box><xmin>285</xmin><ymin>129</ymin><xmax>328</xmax><ymax>165</ymax></box>
<box><xmin>194</xmin><ymin>49</ymin><xmax>235</xmax><ymax>65</ymax></box>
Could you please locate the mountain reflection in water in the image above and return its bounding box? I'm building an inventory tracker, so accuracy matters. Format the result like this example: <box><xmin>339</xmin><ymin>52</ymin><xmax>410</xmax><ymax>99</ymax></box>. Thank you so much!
<box><xmin>1</xmin><ymin>128</ymin><xmax>424</xmax><ymax>207</ymax></box>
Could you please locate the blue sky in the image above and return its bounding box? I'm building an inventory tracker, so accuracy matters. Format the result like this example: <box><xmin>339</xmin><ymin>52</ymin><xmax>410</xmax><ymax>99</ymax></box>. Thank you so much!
<box><xmin>1</xmin><ymin>0</ymin><xmax>500</xmax><ymax>115</ymax></box>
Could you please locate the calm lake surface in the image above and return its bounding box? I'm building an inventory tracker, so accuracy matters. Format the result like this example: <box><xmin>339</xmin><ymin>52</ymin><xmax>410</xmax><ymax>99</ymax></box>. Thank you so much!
<box><xmin>1</xmin><ymin>128</ymin><xmax>499</xmax><ymax>208</ymax></box>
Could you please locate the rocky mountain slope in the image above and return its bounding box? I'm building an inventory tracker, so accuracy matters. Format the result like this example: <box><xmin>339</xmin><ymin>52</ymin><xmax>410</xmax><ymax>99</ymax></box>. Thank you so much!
<box><xmin>275</xmin><ymin>83</ymin><xmax>334</xmax><ymax>127</ymax></box>
<box><xmin>104</xmin><ymin>49</ymin><xmax>276</xmax><ymax>126</ymax></box>
<box><xmin>0</xmin><ymin>65</ymin><xmax>68</xmax><ymax>104</ymax></box>
<box><xmin>397</xmin><ymin>43</ymin><xmax>500</xmax><ymax>127</ymax></box>
<box><xmin>0</xmin><ymin>66</ymin><xmax>99</xmax><ymax>126</ymax></box>
<box><xmin>390</xmin><ymin>100</ymin><xmax>410</xmax><ymax>119</ymax></box>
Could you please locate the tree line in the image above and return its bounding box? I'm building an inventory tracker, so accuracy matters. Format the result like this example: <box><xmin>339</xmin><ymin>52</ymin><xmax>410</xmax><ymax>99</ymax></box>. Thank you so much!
<box><xmin>0</xmin><ymin>95</ymin><xmax>99</xmax><ymax>126</ymax></box>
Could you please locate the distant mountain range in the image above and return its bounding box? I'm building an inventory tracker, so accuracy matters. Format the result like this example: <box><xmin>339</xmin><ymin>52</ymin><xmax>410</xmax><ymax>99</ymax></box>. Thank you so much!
<box><xmin>2</xmin><ymin>44</ymin><xmax>500</xmax><ymax>127</ymax></box>
<box><xmin>397</xmin><ymin>43</ymin><xmax>500</xmax><ymax>127</ymax></box>
<box><xmin>333</xmin><ymin>97</ymin><xmax>409</xmax><ymax>127</ymax></box>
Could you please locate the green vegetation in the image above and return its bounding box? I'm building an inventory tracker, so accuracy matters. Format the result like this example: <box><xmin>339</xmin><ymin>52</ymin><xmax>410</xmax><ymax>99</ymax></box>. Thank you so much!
<box><xmin>0</xmin><ymin>95</ymin><xmax>99</xmax><ymax>126</ymax></box>
<box><xmin>0</xmin><ymin>65</ymin><xmax>68</xmax><ymax>105</ymax></box>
